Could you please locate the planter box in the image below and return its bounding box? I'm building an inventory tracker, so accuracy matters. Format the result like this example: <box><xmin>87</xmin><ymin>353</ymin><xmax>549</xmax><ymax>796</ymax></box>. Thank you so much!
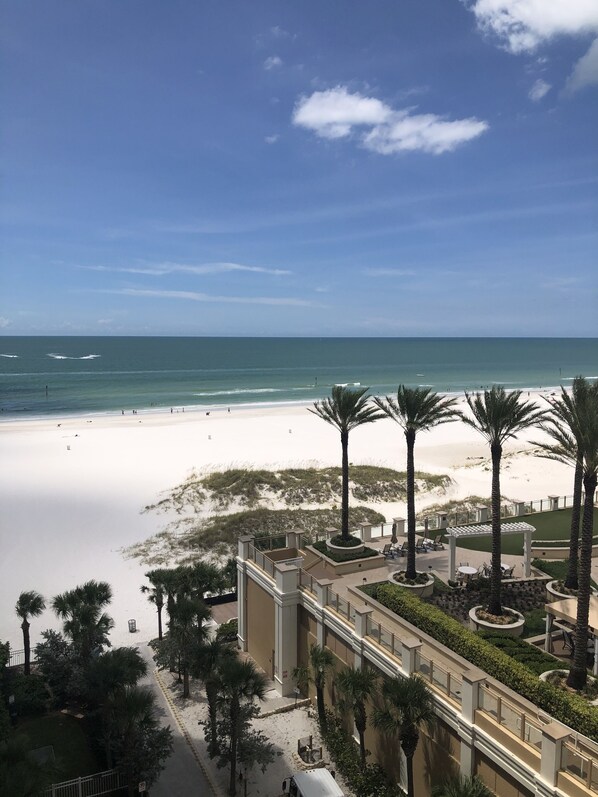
<box><xmin>546</xmin><ymin>580</ymin><xmax>575</xmax><ymax>602</ymax></box>
<box><xmin>389</xmin><ymin>572</ymin><xmax>434</xmax><ymax>598</ymax></box>
<box><xmin>326</xmin><ymin>538</ymin><xmax>364</xmax><ymax>555</ymax></box>
<box><xmin>540</xmin><ymin>670</ymin><xmax>598</xmax><ymax>705</ymax></box>
<box><xmin>469</xmin><ymin>605</ymin><xmax>525</xmax><ymax>637</ymax></box>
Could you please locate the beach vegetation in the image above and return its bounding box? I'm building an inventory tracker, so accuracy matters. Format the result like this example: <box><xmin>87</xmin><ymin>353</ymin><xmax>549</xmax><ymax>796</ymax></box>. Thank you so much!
<box><xmin>373</xmin><ymin>674</ymin><xmax>435</xmax><ymax>797</ymax></box>
<box><xmin>335</xmin><ymin>666</ymin><xmax>378</xmax><ymax>764</ymax></box>
<box><xmin>52</xmin><ymin>580</ymin><xmax>114</xmax><ymax>664</ymax></box>
<box><xmin>15</xmin><ymin>591</ymin><xmax>46</xmax><ymax>677</ymax></box>
<box><xmin>216</xmin><ymin>618</ymin><xmax>238</xmax><ymax>644</ymax></box>
<box><xmin>191</xmin><ymin>637</ymin><xmax>237</xmax><ymax>758</ymax></box>
<box><xmin>140</xmin><ymin>572</ymin><xmax>165</xmax><ymax>640</ymax></box>
<box><xmin>362</xmin><ymin>582</ymin><xmax>598</xmax><ymax>740</ymax></box>
<box><xmin>145</xmin><ymin>466</ymin><xmax>451</xmax><ymax>513</ymax></box>
<box><xmin>537</xmin><ymin>380</ymin><xmax>598</xmax><ymax>690</ymax></box>
<box><xmin>374</xmin><ymin>387</ymin><xmax>459</xmax><ymax>579</ymax></box>
<box><xmin>461</xmin><ymin>386</ymin><xmax>545</xmax><ymax>616</ymax></box>
<box><xmin>309</xmin><ymin>386</ymin><xmax>386</xmax><ymax>542</ymax></box>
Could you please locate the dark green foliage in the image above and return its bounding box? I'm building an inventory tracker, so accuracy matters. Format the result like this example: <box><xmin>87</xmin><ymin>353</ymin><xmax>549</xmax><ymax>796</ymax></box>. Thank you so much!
<box><xmin>432</xmin><ymin>774</ymin><xmax>493</xmax><ymax>797</ymax></box>
<box><xmin>4</xmin><ymin>673</ymin><xmax>48</xmax><ymax>717</ymax></box>
<box><xmin>216</xmin><ymin>619</ymin><xmax>238</xmax><ymax>644</ymax></box>
<box><xmin>367</xmin><ymin>582</ymin><xmax>598</xmax><ymax>740</ymax></box>
<box><xmin>532</xmin><ymin>558</ymin><xmax>598</xmax><ymax>591</ymax></box>
<box><xmin>0</xmin><ymin>733</ymin><xmax>59</xmax><ymax>796</ymax></box>
<box><xmin>312</xmin><ymin>540</ymin><xmax>379</xmax><ymax>562</ymax></box>
<box><xmin>478</xmin><ymin>632</ymin><xmax>567</xmax><ymax>676</ymax></box>
<box><xmin>17</xmin><ymin>713</ymin><xmax>101</xmax><ymax>781</ymax></box>
<box><xmin>34</xmin><ymin>630</ymin><xmax>82</xmax><ymax>706</ymax></box>
<box><xmin>319</xmin><ymin>709</ymin><xmax>405</xmax><ymax>797</ymax></box>
<box><xmin>0</xmin><ymin>643</ymin><xmax>10</xmax><ymax>743</ymax></box>
<box><xmin>330</xmin><ymin>534</ymin><xmax>363</xmax><ymax>547</ymax></box>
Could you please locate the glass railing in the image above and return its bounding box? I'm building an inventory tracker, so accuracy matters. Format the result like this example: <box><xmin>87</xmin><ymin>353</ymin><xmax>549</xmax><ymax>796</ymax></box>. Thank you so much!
<box><xmin>298</xmin><ymin>569</ymin><xmax>316</xmax><ymax>595</ymax></box>
<box><xmin>364</xmin><ymin>614</ymin><xmax>403</xmax><ymax>662</ymax></box>
<box><xmin>479</xmin><ymin>685</ymin><xmax>547</xmax><ymax>755</ymax></box>
<box><xmin>562</xmin><ymin>741</ymin><xmax>598</xmax><ymax>792</ymax></box>
<box><xmin>247</xmin><ymin>545</ymin><xmax>275</xmax><ymax>578</ymax></box>
<box><xmin>416</xmin><ymin>653</ymin><xmax>461</xmax><ymax>704</ymax></box>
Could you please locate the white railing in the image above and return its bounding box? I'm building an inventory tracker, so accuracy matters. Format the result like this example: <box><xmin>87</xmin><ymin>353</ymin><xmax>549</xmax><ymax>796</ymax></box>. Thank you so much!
<box><xmin>42</xmin><ymin>769</ymin><xmax>126</xmax><ymax>797</ymax></box>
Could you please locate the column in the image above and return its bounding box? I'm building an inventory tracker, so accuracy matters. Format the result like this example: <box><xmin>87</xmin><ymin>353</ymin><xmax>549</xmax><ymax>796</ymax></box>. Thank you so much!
<box><xmin>540</xmin><ymin>722</ymin><xmax>570</xmax><ymax>787</ymax></box>
<box><xmin>460</xmin><ymin>669</ymin><xmax>486</xmax><ymax>777</ymax></box>
<box><xmin>401</xmin><ymin>637</ymin><xmax>422</xmax><ymax>676</ymax></box>
<box><xmin>286</xmin><ymin>529</ymin><xmax>303</xmax><ymax>551</ymax></box>
<box><xmin>352</xmin><ymin>605</ymin><xmax>373</xmax><ymax>670</ymax></box>
<box><xmin>393</xmin><ymin>517</ymin><xmax>406</xmax><ymax>537</ymax></box>
<box><xmin>236</xmin><ymin>535</ymin><xmax>255</xmax><ymax>652</ymax></box>
<box><xmin>523</xmin><ymin>528</ymin><xmax>532</xmax><ymax>578</ymax></box>
<box><xmin>313</xmin><ymin>579</ymin><xmax>333</xmax><ymax>647</ymax></box>
<box><xmin>513</xmin><ymin>501</ymin><xmax>526</xmax><ymax>517</ymax></box>
<box><xmin>544</xmin><ymin>612</ymin><xmax>554</xmax><ymax>653</ymax></box>
<box><xmin>475</xmin><ymin>506</ymin><xmax>489</xmax><ymax>523</ymax></box>
<box><xmin>448</xmin><ymin>536</ymin><xmax>457</xmax><ymax>581</ymax></box>
<box><xmin>548</xmin><ymin>495</ymin><xmax>559</xmax><ymax>512</ymax></box>
<box><xmin>436</xmin><ymin>512</ymin><xmax>448</xmax><ymax>529</ymax></box>
<box><xmin>360</xmin><ymin>523</ymin><xmax>372</xmax><ymax>543</ymax></box>
<box><xmin>274</xmin><ymin>563</ymin><xmax>300</xmax><ymax>697</ymax></box>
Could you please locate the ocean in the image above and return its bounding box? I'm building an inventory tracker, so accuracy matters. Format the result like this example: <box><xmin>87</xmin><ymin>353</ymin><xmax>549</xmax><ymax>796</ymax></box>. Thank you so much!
<box><xmin>0</xmin><ymin>337</ymin><xmax>596</xmax><ymax>419</ymax></box>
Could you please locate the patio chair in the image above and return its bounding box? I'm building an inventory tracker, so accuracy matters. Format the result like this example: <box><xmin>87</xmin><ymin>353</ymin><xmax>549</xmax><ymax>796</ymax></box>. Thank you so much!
<box><xmin>392</xmin><ymin>541</ymin><xmax>407</xmax><ymax>557</ymax></box>
<box><xmin>562</xmin><ymin>629</ymin><xmax>575</xmax><ymax>656</ymax></box>
<box><xmin>382</xmin><ymin>544</ymin><xmax>395</xmax><ymax>560</ymax></box>
<box><xmin>415</xmin><ymin>537</ymin><xmax>428</xmax><ymax>553</ymax></box>
<box><xmin>431</xmin><ymin>535</ymin><xmax>445</xmax><ymax>550</ymax></box>
<box><xmin>503</xmin><ymin>566</ymin><xmax>515</xmax><ymax>579</ymax></box>
<box><xmin>478</xmin><ymin>563</ymin><xmax>489</xmax><ymax>577</ymax></box>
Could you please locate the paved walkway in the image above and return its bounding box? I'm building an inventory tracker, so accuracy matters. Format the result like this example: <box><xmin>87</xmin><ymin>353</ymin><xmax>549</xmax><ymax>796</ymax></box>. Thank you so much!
<box><xmin>139</xmin><ymin>642</ymin><xmax>217</xmax><ymax>797</ymax></box>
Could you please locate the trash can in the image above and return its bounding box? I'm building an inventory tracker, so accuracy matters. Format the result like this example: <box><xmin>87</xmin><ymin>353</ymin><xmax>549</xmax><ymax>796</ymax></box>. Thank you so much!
<box><xmin>128</xmin><ymin>619</ymin><xmax>137</xmax><ymax>633</ymax></box>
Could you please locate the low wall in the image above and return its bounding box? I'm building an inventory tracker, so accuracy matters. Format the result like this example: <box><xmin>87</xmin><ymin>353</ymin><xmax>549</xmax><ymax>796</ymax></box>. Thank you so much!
<box><xmin>531</xmin><ymin>544</ymin><xmax>598</xmax><ymax>560</ymax></box>
<box><xmin>303</xmin><ymin>545</ymin><xmax>385</xmax><ymax>576</ymax></box>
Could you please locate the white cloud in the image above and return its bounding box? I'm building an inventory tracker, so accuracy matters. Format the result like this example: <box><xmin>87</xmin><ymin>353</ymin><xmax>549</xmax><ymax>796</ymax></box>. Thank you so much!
<box><xmin>364</xmin><ymin>268</ymin><xmax>417</xmax><ymax>277</ymax></box>
<box><xmin>529</xmin><ymin>78</ymin><xmax>551</xmax><ymax>101</ymax></box>
<box><xmin>81</xmin><ymin>261</ymin><xmax>291</xmax><ymax>277</ymax></box>
<box><xmin>100</xmin><ymin>288</ymin><xmax>320</xmax><ymax>308</ymax></box>
<box><xmin>293</xmin><ymin>86</ymin><xmax>488</xmax><ymax>154</ymax></box>
<box><xmin>0</xmin><ymin>316</ymin><xmax>11</xmax><ymax>328</ymax></box>
<box><xmin>566</xmin><ymin>37</ymin><xmax>598</xmax><ymax>92</ymax></box>
<box><xmin>465</xmin><ymin>0</ymin><xmax>598</xmax><ymax>53</ymax></box>
<box><xmin>293</xmin><ymin>87</ymin><xmax>391</xmax><ymax>139</ymax></box>
<box><xmin>264</xmin><ymin>56</ymin><xmax>283</xmax><ymax>70</ymax></box>
<box><xmin>270</xmin><ymin>26</ymin><xmax>290</xmax><ymax>39</ymax></box>
<box><xmin>265</xmin><ymin>134</ymin><xmax>279</xmax><ymax>144</ymax></box>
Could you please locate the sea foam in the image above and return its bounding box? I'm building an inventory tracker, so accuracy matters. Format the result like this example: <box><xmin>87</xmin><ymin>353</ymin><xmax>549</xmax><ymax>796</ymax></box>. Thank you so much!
<box><xmin>47</xmin><ymin>353</ymin><xmax>101</xmax><ymax>360</ymax></box>
<box><xmin>0</xmin><ymin>354</ymin><xmax>18</xmax><ymax>358</ymax></box>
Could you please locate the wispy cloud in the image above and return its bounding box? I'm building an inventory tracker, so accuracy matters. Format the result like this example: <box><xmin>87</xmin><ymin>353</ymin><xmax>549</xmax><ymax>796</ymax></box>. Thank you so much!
<box><xmin>96</xmin><ymin>288</ymin><xmax>322</xmax><ymax>308</ymax></box>
<box><xmin>363</xmin><ymin>268</ymin><xmax>417</xmax><ymax>277</ymax></box>
<box><xmin>293</xmin><ymin>86</ymin><xmax>488</xmax><ymax>155</ymax></box>
<box><xmin>541</xmin><ymin>276</ymin><xmax>582</xmax><ymax>290</ymax></box>
<box><xmin>566</xmin><ymin>37</ymin><xmax>598</xmax><ymax>93</ymax></box>
<box><xmin>0</xmin><ymin>316</ymin><xmax>11</xmax><ymax>328</ymax></box>
<box><xmin>79</xmin><ymin>261</ymin><xmax>291</xmax><ymax>277</ymax></box>
<box><xmin>270</xmin><ymin>25</ymin><xmax>290</xmax><ymax>39</ymax></box>
<box><xmin>465</xmin><ymin>0</ymin><xmax>598</xmax><ymax>54</ymax></box>
<box><xmin>265</xmin><ymin>134</ymin><xmax>280</xmax><ymax>144</ymax></box>
<box><xmin>529</xmin><ymin>78</ymin><xmax>551</xmax><ymax>101</ymax></box>
<box><xmin>264</xmin><ymin>55</ymin><xmax>283</xmax><ymax>70</ymax></box>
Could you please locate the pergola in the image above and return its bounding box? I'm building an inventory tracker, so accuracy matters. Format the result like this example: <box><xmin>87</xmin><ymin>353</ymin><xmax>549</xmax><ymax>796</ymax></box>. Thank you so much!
<box><xmin>446</xmin><ymin>521</ymin><xmax>535</xmax><ymax>581</ymax></box>
<box><xmin>544</xmin><ymin>596</ymin><xmax>598</xmax><ymax>677</ymax></box>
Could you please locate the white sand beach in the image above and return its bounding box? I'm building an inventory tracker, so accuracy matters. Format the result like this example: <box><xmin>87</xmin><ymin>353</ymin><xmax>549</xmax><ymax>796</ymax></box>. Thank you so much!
<box><xmin>0</xmin><ymin>391</ymin><xmax>573</xmax><ymax>651</ymax></box>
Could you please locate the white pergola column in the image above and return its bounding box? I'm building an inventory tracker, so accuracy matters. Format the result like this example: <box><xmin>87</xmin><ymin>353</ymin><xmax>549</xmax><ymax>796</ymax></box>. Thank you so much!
<box><xmin>544</xmin><ymin>612</ymin><xmax>554</xmax><ymax>653</ymax></box>
<box><xmin>236</xmin><ymin>534</ymin><xmax>255</xmax><ymax>651</ymax></box>
<box><xmin>523</xmin><ymin>528</ymin><xmax>532</xmax><ymax>578</ymax></box>
<box><xmin>448</xmin><ymin>535</ymin><xmax>457</xmax><ymax>581</ymax></box>
<box><xmin>274</xmin><ymin>563</ymin><xmax>300</xmax><ymax>697</ymax></box>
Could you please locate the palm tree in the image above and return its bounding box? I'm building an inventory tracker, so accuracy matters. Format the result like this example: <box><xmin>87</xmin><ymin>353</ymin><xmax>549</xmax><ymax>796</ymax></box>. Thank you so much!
<box><xmin>169</xmin><ymin>596</ymin><xmax>210</xmax><ymax>698</ymax></box>
<box><xmin>432</xmin><ymin>774</ymin><xmax>493</xmax><ymax>797</ymax></box>
<box><xmin>309</xmin><ymin>643</ymin><xmax>335</xmax><ymax>730</ymax></box>
<box><xmin>309</xmin><ymin>386</ymin><xmax>384</xmax><ymax>542</ymax></box>
<box><xmin>536</xmin><ymin>377</ymin><xmax>594</xmax><ymax>589</ymax></box>
<box><xmin>462</xmin><ymin>386</ymin><xmax>545</xmax><ymax>616</ymax></box>
<box><xmin>374</xmin><ymin>387</ymin><xmax>459</xmax><ymax>579</ymax></box>
<box><xmin>52</xmin><ymin>580</ymin><xmax>114</xmax><ymax>662</ymax></box>
<box><xmin>539</xmin><ymin>382</ymin><xmax>598</xmax><ymax>690</ymax></box>
<box><xmin>15</xmin><ymin>591</ymin><xmax>45</xmax><ymax>676</ymax></box>
<box><xmin>141</xmin><ymin>570</ymin><xmax>166</xmax><ymax>640</ymax></box>
<box><xmin>217</xmin><ymin>658</ymin><xmax>267</xmax><ymax>796</ymax></box>
<box><xmin>335</xmin><ymin>666</ymin><xmax>378</xmax><ymax>764</ymax></box>
<box><xmin>373</xmin><ymin>675</ymin><xmax>435</xmax><ymax>797</ymax></box>
<box><xmin>191</xmin><ymin>637</ymin><xmax>237</xmax><ymax>757</ymax></box>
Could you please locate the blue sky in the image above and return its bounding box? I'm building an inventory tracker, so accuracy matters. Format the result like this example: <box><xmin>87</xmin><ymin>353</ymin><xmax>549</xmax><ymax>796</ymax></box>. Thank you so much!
<box><xmin>1</xmin><ymin>0</ymin><xmax>597</xmax><ymax>337</ymax></box>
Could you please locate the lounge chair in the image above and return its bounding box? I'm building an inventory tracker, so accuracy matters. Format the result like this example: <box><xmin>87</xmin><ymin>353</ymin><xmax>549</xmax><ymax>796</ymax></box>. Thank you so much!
<box><xmin>382</xmin><ymin>544</ymin><xmax>395</xmax><ymax>560</ymax></box>
<box><xmin>393</xmin><ymin>541</ymin><xmax>407</xmax><ymax>557</ymax></box>
<box><xmin>415</xmin><ymin>537</ymin><xmax>428</xmax><ymax>553</ymax></box>
<box><xmin>431</xmin><ymin>535</ymin><xmax>445</xmax><ymax>550</ymax></box>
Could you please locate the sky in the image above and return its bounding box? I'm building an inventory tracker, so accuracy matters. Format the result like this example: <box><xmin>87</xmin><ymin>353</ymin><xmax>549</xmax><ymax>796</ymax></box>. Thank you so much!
<box><xmin>1</xmin><ymin>0</ymin><xmax>597</xmax><ymax>337</ymax></box>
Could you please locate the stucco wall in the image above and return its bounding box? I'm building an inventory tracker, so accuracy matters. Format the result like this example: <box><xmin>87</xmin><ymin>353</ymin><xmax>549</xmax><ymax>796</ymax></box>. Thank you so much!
<box><xmin>246</xmin><ymin>577</ymin><xmax>275</xmax><ymax>678</ymax></box>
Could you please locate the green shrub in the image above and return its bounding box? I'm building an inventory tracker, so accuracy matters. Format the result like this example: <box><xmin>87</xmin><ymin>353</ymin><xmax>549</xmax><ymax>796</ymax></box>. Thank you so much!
<box><xmin>330</xmin><ymin>534</ymin><xmax>363</xmax><ymax>548</ymax></box>
<box><xmin>6</xmin><ymin>673</ymin><xmax>48</xmax><ymax>716</ymax></box>
<box><xmin>370</xmin><ymin>583</ymin><xmax>598</xmax><ymax>741</ymax></box>
<box><xmin>216</xmin><ymin>619</ymin><xmax>238</xmax><ymax>644</ymax></box>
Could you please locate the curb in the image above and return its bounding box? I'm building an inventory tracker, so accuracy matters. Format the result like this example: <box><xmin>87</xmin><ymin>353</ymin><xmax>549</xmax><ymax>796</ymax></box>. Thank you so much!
<box><xmin>153</xmin><ymin>668</ymin><xmax>225</xmax><ymax>797</ymax></box>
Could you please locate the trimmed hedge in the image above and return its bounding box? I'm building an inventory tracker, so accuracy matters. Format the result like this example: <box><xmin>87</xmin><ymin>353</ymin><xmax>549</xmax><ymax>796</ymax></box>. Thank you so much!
<box><xmin>478</xmin><ymin>632</ymin><xmax>569</xmax><ymax>677</ymax></box>
<box><xmin>312</xmin><ymin>541</ymin><xmax>379</xmax><ymax>562</ymax></box>
<box><xmin>370</xmin><ymin>583</ymin><xmax>598</xmax><ymax>741</ymax></box>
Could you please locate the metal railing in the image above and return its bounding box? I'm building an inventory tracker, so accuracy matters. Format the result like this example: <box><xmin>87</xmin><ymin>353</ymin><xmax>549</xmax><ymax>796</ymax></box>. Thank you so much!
<box><xmin>325</xmin><ymin>587</ymin><xmax>356</xmax><ymax>623</ymax></box>
<box><xmin>7</xmin><ymin>648</ymin><xmax>35</xmax><ymax>668</ymax></box>
<box><xmin>562</xmin><ymin>738</ymin><xmax>598</xmax><ymax>792</ymax></box>
<box><xmin>247</xmin><ymin>545</ymin><xmax>275</xmax><ymax>578</ymax></box>
<box><xmin>478</xmin><ymin>684</ymin><xmax>545</xmax><ymax>753</ymax></box>
<box><xmin>416</xmin><ymin>652</ymin><xmax>462</xmax><ymax>704</ymax></box>
<box><xmin>42</xmin><ymin>769</ymin><xmax>126</xmax><ymax>797</ymax></box>
<box><xmin>364</xmin><ymin>614</ymin><xmax>403</xmax><ymax>663</ymax></box>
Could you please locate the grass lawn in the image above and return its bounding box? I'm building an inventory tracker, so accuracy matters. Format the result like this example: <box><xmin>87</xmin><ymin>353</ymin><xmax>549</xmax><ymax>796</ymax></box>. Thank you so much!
<box><xmin>454</xmin><ymin>507</ymin><xmax>598</xmax><ymax>556</ymax></box>
<box><xmin>18</xmin><ymin>712</ymin><xmax>102</xmax><ymax>781</ymax></box>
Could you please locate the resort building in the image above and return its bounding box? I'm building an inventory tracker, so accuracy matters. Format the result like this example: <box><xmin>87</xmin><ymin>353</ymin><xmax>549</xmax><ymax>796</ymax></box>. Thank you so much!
<box><xmin>236</xmin><ymin>528</ymin><xmax>597</xmax><ymax>797</ymax></box>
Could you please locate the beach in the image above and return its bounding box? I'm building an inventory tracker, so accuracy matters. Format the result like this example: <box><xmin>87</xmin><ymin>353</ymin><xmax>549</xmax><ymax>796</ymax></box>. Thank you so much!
<box><xmin>0</xmin><ymin>391</ymin><xmax>573</xmax><ymax>652</ymax></box>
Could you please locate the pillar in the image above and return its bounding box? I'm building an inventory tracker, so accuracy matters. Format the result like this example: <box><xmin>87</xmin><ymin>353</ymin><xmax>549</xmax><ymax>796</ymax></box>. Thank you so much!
<box><xmin>448</xmin><ymin>535</ymin><xmax>457</xmax><ymax>581</ymax></box>
<box><xmin>548</xmin><ymin>495</ymin><xmax>559</xmax><ymax>512</ymax></box>
<box><xmin>540</xmin><ymin>722</ymin><xmax>570</xmax><ymax>787</ymax></box>
<box><xmin>274</xmin><ymin>563</ymin><xmax>300</xmax><ymax>697</ymax></box>
<box><xmin>544</xmin><ymin>612</ymin><xmax>554</xmax><ymax>653</ymax></box>
<box><xmin>313</xmin><ymin>579</ymin><xmax>333</xmax><ymax>647</ymax></box>
<box><xmin>436</xmin><ymin>512</ymin><xmax>448</xmax><ymax>529</ymax></box>
<box><xmin>460</xmin><ymin>669</ymin><xmax>486</xmax><ymax>777</ymax></box>
<box><xmin>360</xmin><ymin>523</ymin><xmax>372</xmax><ymax>543</ymax></box>
<box><xmin>285</xmin><ymin>528</ymin><xmax>303</xmax><ymax>551</ymax></box>
<box><xmin>352</xmin><ymin>605</ymin><xmax>373</xmax><ymax>670</ymax></box>
<box><xmin>393</xmin><ymin>517</ymin><xmax>406</xmax><ymax>537</ymax></box>
<box><xmin>523</xmin><ymin>528</ymin><xmax>532</xmax><ymax>578</ymax></box>
<box><xmin>236</xmin><ymin>535</ymin><xmax>255</xmax><ymax>651</ymax></box>
<box><xmin>401</xmin><ymin>637</ymin><xmax>422</xmax><ymax>676</ymax></box>
<box><xmin>513</xmin><ymin>501</ymin><xmax>526</xmax><ymax>517</ymax></box>
<box><xmin>475</xmin><ymin>505</ymin><xmax>489</xmax><ymax>523</ymax></box>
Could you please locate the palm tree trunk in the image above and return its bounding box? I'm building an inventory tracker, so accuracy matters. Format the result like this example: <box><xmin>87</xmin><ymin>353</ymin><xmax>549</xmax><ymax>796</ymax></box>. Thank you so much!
<box><xmin>229</xmin><ymin>700</ymin><xmax>239</xmax><ymax>796</ymax></box>
<box><xmin>565</xmin><ymin>457</ymin><xmax>583</xmax><ymax>589</ymax></box>
<box><xmin>206</xmin><ymin>681</ymin><xmax>220</xmax><ymax>757</ymax></box>
<box><xmin>341</xmin><ymin>430</ymin><xmax>349</xmax><ymax>541</ymax></box>
<box><xmin>401</xmin><ymin>728</ymin><xmax>418</xmax><ymax>797</ymax></box>
<box><xmin>316</xmin><ymin>684</ymin><xmax>326</xmax><ymax>730</ymax></box>
<box><xmin>157</xmin><ymin>604</ymin><xmax>163</xmax><ymax>641</ymax></box>
<box><xmin>21</xmin><ymin>620</ymin><xmax>31</xmax><ymax>676</ymax></box>
<box><xmin>405</xmin><ymin>429</ymin><xmax>416</xmax><ymax>580</ymax></box>
<box><xmin>567</xmin><ymin>471</ymin><xmax>597</xmax><ymax>690</ymax></box>
<box><xmin>488</xmin><ymin>442</ymin><xmax>503</xmax><ymax>616</ymax></box>
<box><xmin>183</xmin><ymin>665</ymin><xmax>190</xmax><ymax>698</ymax></box>
<box><xmin>357</xmin><ymin>726</ymin><xmax>366</xmax><ymax>765</ymax></box>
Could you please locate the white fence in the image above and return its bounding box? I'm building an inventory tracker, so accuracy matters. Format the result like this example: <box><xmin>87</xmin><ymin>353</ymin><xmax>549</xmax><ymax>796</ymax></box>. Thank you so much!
<box><xmin>42</xmin><ymin>769</ymin><xmax>126</xmax><ymax>797</ymax></box>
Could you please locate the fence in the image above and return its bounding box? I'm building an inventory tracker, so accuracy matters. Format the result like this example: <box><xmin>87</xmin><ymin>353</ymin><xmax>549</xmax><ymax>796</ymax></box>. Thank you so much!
<box><xmin>42</xmin><ymin>769</ymin><xmax>126</xmax><ymax>797</ymax></box>
<box><xmin>7</xmin><ymin>648</ymin><xmax>35</xmax><ymax>668</ymax></box>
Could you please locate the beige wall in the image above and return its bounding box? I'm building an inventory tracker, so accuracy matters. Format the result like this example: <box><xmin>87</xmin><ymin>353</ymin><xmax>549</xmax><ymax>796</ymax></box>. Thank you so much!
<box><xmin>246</xmin><ymin>577</ymin><xmax>275</xmax><ymax>678</ymax></box>
<box><xmin>475</xmin><ymin>751</ymin><xmax>534</xmax><ymax>797</ymax></box>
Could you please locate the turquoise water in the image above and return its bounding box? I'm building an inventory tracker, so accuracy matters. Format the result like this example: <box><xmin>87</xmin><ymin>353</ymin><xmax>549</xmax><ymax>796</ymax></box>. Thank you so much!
<box><xmin>0</xmin><ymin>337</ymin><xmax>596</xmax><ymax>418</ymax></box>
